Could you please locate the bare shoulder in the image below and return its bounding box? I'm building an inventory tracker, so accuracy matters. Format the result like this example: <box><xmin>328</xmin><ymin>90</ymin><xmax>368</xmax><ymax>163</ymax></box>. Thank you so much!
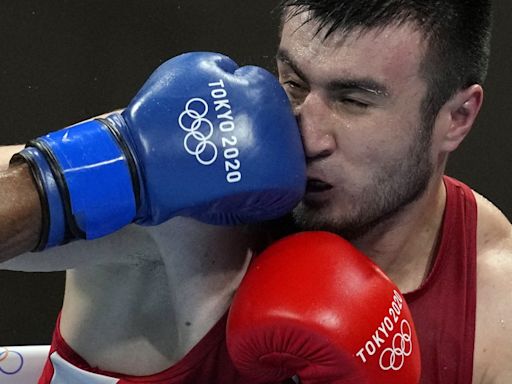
<box><xmin>475</xmin><ymin>192</ymin><xmax>512</xmax><ymax>286</ymax></box>
<box><xmin>473</xmin><ymin>192</ymin><xmax>512</xmax><ymax>383</ymax></box>
<box><xmin>475</xmin><ymin>191</ymin><xmax>512</xmax><ymax>253</ymax></box>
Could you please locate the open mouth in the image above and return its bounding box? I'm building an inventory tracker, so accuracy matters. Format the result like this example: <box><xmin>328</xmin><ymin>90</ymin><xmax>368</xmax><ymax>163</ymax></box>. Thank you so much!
<box><xmin>306</xmin><ymin>178</ymin><xmax>333</xmax><ymax>193</ymax></box>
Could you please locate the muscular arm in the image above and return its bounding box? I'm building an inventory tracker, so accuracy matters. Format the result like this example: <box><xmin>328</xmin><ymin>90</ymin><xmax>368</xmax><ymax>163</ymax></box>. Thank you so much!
<box><xmin>473</xmin><ymin>193</ymin><xmax>512</xmax><ymax>383</ymax></box>
<box><xmin>0</xmin><ymin>145</ymin><xmax>42</xmax><ymax>261</ymax></box>
<box><xmin>476</xmin><ymin>241</ymin><xmax>512</xmax><ymax>384</ymax></box>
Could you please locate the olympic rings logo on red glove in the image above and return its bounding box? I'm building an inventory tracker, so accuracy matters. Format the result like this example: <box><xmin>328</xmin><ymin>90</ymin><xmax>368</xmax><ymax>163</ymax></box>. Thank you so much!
<box><xmin>379</xmin><ymin>319</ymin><xmax>413</xmax><ymax>371</ymax></box>
<box><xmin>179</xmin><ymin>98</ymin><xmax>219</xmax><ymax>166</ymax></box>
<box><xmin>0</xmin><ymin>348</ymin><xmax>24</xmax><ymax>375</ymax></box>
<box><xmin>355</xmin><ymin>290</ymin><xmax>415</xmax><ymax>372</ymax></box>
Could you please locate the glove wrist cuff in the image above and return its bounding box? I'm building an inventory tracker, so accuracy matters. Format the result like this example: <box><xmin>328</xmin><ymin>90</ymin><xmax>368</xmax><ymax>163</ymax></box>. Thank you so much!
<box><xmin>26</xmin><ymin>117</ymin><xmax>137</xmax><ymax>241</ymax></box>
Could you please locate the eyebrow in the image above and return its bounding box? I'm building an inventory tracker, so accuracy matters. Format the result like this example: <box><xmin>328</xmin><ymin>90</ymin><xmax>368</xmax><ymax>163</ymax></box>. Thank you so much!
<box><xmin>276</xmin><ymin>48</ymin><xmax>309</xmax><ymax>83</ymax></box>
<box><xmin>327</xmin><ymin>79</ymin><xmax>390</xmax><ymax>98</ymax></box>
<box><xmin>276</xmin><ymin>48</ymin><xmax>390</xmax><ymax>98</ymax></box>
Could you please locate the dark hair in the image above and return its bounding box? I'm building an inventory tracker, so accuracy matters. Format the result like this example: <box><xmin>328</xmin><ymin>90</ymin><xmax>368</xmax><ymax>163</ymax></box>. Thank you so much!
<box><xmin>279</xmin><ymin>0</ymin><xmax>493</xmax><ymax>128</ymax></box>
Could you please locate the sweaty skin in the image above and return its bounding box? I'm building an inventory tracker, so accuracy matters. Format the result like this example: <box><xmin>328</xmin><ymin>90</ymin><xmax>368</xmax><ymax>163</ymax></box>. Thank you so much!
<box><xmin>278</xmin><ymin>12</ymin><xmax>512</xmax><ymax>383</ymax></box>
<box><xmin>1</xmin><ymin>13</ymin><xmax>511</xmax><ymax>382</ymax></box>
<box><xmin>0</xmin><ymin>145</ymin><xmax>41</xmax><ymax>259</ymax></box>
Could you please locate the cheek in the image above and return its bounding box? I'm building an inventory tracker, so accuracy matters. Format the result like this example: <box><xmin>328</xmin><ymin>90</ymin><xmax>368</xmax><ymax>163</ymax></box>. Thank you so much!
<box><xmin>333</xmin><ymin>136</ymin><xmax>389</xmax><ymax>184</ymax></box>
<box><xmin>335</xmin><ymin>118</ymin><xmax>411</xmax><ymax>166</ymax></box>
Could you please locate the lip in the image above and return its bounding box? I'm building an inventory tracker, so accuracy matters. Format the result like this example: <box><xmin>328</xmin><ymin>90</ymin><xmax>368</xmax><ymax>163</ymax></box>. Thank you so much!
<box><xmin>305</xmin><ymin>178</ymin><xmax>333</xmax><ymax>194</ymax></box>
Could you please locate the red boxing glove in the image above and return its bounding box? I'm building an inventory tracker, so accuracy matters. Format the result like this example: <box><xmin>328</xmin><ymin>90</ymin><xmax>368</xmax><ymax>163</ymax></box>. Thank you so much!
<box><xmin>226</xmin><ymin>232</ymin><xmax>421</xmax><ymax>383</ymax></box>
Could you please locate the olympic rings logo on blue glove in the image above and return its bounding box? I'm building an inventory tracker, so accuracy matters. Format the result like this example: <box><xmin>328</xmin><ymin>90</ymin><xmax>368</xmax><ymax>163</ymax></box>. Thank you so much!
<box><xmin>179</xmin><ymin>98</ymin><xmax>219</xmax><ymax>166</ymax></box>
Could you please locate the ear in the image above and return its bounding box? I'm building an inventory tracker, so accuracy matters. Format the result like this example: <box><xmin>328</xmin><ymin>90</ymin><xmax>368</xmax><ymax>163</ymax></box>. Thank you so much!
<box><xmin>437</xmin><ymin>84</ymin><xmax>484</xmax><ymax>152</ymax></box>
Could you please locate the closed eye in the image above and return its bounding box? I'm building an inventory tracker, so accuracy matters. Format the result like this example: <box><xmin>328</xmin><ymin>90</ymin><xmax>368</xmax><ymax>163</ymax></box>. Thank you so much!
<box><xmin>282</xmin><ymin>79</ymin><xmax>306</xmax><ymax>90</ymax></box>
<box><xmin>341</xmin><ymin>98</ymin><xmax>370</xmax><ymax>109</ymax></box>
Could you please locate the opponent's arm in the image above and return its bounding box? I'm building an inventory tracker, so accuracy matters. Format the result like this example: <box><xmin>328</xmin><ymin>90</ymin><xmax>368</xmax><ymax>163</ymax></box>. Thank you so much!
<box><xmin>1</xmin><ymin>52</ymin><xmax>306</xmax><ymax>268</ymax></box>
<box><xmin>0</xmin><ymin>145</ymin><xmax>160</xmax><ymax>271</ymax></box>
<box><xmin>0</xmin><ymin>151</ymin><xmax>42</xmax><ymax>261</ymax></box>
<box><xmin>14</xmin><ymin>52</ymin><xmax>305</xmax><ymax>251</ymax></box>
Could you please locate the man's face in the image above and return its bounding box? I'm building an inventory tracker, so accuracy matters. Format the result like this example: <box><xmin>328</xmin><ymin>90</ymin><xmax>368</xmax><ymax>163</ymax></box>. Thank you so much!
<box><xmin>277</xmin><ymin>12</ymin><xmax>435</xmax><ymax>239</ymax></box>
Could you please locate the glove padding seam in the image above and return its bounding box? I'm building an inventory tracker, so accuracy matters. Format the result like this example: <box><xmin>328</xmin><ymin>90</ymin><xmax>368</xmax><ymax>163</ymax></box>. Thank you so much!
<box><xmin>97</xmin><ymin>117</ymin><xmax>141</xmax><ymax>212</ymax></box>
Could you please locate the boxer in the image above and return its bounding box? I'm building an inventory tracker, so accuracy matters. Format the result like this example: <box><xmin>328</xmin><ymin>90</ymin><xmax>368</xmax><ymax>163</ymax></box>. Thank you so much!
<box><xmin>1</xmin><ymin>0</ymin><xmax>512</xmax><ymax>382</ymax></box>
<box><xmin>0</xmin><ymin>51</ymin><xmax>422</xmax><ymax>383</ymax></box>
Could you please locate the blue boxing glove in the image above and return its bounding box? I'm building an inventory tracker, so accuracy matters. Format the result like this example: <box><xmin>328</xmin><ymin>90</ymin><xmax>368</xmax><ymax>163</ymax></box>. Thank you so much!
<box><xmin>15</xmin><ymin>52</ymin><xmax>306</xmax><ymax>250</ymax></box>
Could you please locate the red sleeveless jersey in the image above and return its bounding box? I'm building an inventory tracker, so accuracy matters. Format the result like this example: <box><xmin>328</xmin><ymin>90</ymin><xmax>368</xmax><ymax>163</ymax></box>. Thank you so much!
<box><xmin>404</xmin><ymin>176</ymin><xmax>477</xmax><ymax>383</ymax></box>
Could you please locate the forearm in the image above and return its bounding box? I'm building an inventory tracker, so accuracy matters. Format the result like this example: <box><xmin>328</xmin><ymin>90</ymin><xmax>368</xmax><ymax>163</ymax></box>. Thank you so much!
<box><xmin>0</xmin><ymin>162</ymin><xmax>42</xmax><ymax>261</ymax></box>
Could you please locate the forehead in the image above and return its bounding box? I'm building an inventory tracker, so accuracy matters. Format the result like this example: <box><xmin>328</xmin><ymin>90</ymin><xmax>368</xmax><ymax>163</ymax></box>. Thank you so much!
<box><xmin>279</xmin><ymin>11</ymin><xmax>427</xmax><ymax>90</ymax></box>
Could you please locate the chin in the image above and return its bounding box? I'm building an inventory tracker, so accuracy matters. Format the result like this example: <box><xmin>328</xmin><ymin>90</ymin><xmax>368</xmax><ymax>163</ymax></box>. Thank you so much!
<box><xmin>291</xmin><ymin>199</ymin><xmax>384</xmax><ymax>241</ymax></box>
<box><xmin>292</xmin><ymin>202</ymin><xmax>346</xmax><ymax>233</ymax></box>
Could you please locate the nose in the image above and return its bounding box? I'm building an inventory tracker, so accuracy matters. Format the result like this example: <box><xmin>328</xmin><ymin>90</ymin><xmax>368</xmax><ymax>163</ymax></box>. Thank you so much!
<box><xmin>295</xmin><ymin>93</ymin><xmax>336</xmax><ymax>161</ymax></box>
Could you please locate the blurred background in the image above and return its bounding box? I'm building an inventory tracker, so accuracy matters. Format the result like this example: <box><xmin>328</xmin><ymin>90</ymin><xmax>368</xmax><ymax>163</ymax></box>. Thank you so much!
<box><xmin>0</xmin><ymin>0</ymin><xmax>510</xmax><ymax>345</ymax></box>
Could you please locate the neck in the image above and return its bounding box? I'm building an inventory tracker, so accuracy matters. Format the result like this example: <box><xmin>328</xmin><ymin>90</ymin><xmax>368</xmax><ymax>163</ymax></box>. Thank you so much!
<box><xmin>353</xmin><ymin>175</ymin><xmax>447</xmax><ymax>293</ymax></box>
